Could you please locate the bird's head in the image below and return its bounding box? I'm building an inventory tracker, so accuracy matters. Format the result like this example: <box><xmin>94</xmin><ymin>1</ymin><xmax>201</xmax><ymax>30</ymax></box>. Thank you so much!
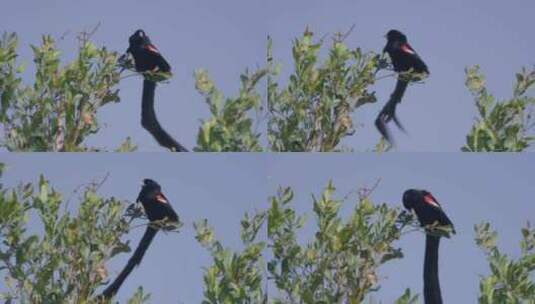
<box><xmin>128</xmin><ymin>29</ymin><xmax>150</xmax><ymax>50</ymax></box>
<box><xmin>402</xmin><ymin>188</ymin><xmax>421</xmax><ymax>211</ymax></box>
<box><xmin>385</xmin><ymin>29</ymin><xmax>407</xmax><ymax>43</ymax></box>
<box><xmin>138</xmin><ymin>179</ymin><xmax>168</xmax><ymax>204</ymax></box>
<box><xmin>142</xmin><ymin>178</ymin><xmax>160</xmax><ymax>189</ymax></box>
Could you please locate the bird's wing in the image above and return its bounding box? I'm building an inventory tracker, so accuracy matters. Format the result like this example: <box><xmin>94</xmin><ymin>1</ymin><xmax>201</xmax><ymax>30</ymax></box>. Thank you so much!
<box><xmin>422</xmin><ymin>192</ymin><xmax>442</xmax><ymax>209</ymax></box>
<box><xmin>155</xmin><ymin>192</ymin><xmax>169</xmax><ymax>204</ymax></box>
<box><xmin>143</xmin><ymin>44</ymin><xmax>171</xmax><ymax>72</ymax></box>
<box><xmin>401</xmin><ymin>43</ymin><xmax>429</xmax><ymax>73</ymax></box>
<box><xmin>423</xmin><ymin>192</ymin><xmax>455</xmax><ymax>232</ymax></box>
<box><xmin>143</xmin><ymin>43</ymin><xmax>161</xmax><ymax>55</ymax></box>
<box><xmin>155</xmin><ymin>55</ymin><xmax>171</xmax><ymax>73</ymax></box>
<box><xmin>400</xmin><ymin>43</ymin><xmax>417</xmax><ymax>55</ymax></box>
<box><xmin>164</xmin><ymin>204</ymin><xmax>179</xmax><ymax>222</ymax></box>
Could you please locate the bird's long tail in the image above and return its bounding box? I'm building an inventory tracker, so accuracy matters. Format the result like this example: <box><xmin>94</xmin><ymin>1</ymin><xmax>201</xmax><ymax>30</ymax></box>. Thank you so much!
<box><xmin>100</xmin><ymin>227</ymin><xmax>158</xmax><ymax>299</ymax></box>
<box><xmin>389</xmin><ymin>78</ymin><xmax>409</xmax><ymax>131</ymax></box>
<box><xmin>375</xmin><ymin>79</ymin><xmax>409</xmax><ymax>144</ymax></box>
<box><xmin>141</xmin><ymin>79</ymin><xmax>189</xmax><ymax>152</ymax></box>
<box><xmin>423</xmin><ymin>235</ymin><xmax>442</xmax><ymax>304</ymax></box>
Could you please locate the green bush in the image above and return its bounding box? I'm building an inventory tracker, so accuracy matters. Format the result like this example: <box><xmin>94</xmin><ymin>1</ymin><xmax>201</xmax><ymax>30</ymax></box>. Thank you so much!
<box><xmin>267</xmin><ymin>30</ymin><xmax>382</xmax><ymax>152</ymax></box>
<box><xmin>2</xmin><ymin>165</ymin><xmax>534</xmax><ymax>303</ymax></box>
<box><xmin>463</xmin><ymin>66</ymin><xmax>535</xmax><ymax>152</ymax></box>
<box><xmin>0</xmin><ymin>32</ymin><xmax>133</xmax><ymax>152</ymax></box>
<box><xmin>193</xmin><ymin>68</ymin><xmax>266</xmax><ymax>152</ymax></box>
<box><xmin>0</xmin><ymin>166</ymin><xmax>137</xmax><ymax>302</ymax></box>
<box><xmin>266</xmin><ymin>182</ymin><xmax>415</xmax><ymax>303</ymax></box>
<box><xmin>475</xmin><ymin>222</ymin><xmax>535</xmax><ymax>303</ymax></box>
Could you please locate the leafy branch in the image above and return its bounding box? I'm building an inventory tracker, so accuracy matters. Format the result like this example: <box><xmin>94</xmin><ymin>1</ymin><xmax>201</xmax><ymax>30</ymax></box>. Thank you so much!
<box><xmin>268</xmin><ymin>29</ymin><xmax>384</xmax><ymax>152</ymax></box>
<box><xmin>0</xmin><ymin>32</ymin><xmax>133</xmax><ymax>152</ymax></box>
<box><xmin>463</xmin><ymin>65</ymin><xmax>535</xmax><ymax>152</ymax></box>
<box><xmin>475</xmin><ymin>222</ymin><xmax>535</xmax><ymax>303</ymax></box>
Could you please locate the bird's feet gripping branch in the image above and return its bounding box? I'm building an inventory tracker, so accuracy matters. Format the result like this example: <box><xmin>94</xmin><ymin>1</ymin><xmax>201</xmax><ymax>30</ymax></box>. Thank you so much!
<box><xmin>376</xmin><ymin>29</ymin><xmax>429</xmax><ymax>147</ymax></box>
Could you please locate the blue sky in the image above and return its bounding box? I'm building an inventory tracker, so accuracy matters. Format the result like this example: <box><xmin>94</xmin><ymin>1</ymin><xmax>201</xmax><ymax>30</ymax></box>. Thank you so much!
<box><xmin>2</xmin><ymin>0</ymin><xmax>533</xmax><ymax>151</ymax></box>
<box><xmin>2</xmin><ymin>154</ymin><xmax>534</xmax><ymax>302</ymax></box>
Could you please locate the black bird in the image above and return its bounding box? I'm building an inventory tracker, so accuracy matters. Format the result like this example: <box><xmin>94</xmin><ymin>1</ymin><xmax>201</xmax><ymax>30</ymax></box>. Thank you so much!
<box><xmin>402</xmin><ymin>189</ymin><xmax>454</xmax><ymax>232</ymax></box>
<box><xmin>127</xmin><ymin>29</ymin><xmax>171</xmax><ymax>73</ymax></box>
<box><xmin>402</xmin><ymin>189</ymin><xmax>454</xmax><ymax>304</ymax></box>
<box><xmin>100</xmin><ymin>179</ymin><xmax>179</xmax><ymax>299</ymax></box>
<box><xmin>376</xmin><ymin>29</ymin><xmax>429</xmax><ymax>145</ymax></box>
<box><xmin>125</xmin><ymin>30</ymin><xmax>188</xmax><ymax>152</ymax></box>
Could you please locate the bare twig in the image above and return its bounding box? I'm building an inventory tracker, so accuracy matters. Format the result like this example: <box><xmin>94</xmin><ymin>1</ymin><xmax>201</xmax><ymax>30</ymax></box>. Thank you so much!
<box><xmin>76</xmin><ymin>22</ymin><xmax>101</xmax><ymax>46</ymax></box>
<box><xmin>341</xmin><ymin>178</ymin><xmax>382</xmax><ymax>202</ymax></box>
<box><xmin>63</xmin><ymin>172</ymin><xmax>110</xmax><ymax>213</ymax></box>
<box><xmin>333</xmin><ymin>24</ymin><xmax>356</xmax><ymax>43</ymax></box>
<box><xmin>359</xmin><ymin>179</ymin><xmax>381</xmax><ymax>201</ymax></box>
<box><xmin>374</xmin><ymin>73</ymin><xmax>397</xmax><ymax>81</ymax></box>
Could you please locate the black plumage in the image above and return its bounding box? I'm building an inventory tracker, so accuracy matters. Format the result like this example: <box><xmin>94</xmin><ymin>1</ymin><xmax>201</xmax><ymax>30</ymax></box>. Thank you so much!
<box><xmin>136</xmin><ymin>178</ymin><xmax>178</xmax><ymax>223</ymax></box>
<box><xmin>127</xmin><ymin>30</ymin><xmax>171</xmax><ymax>73</ymax></box>
<box><xmin>376</xmin><ymin>29</ymin><xmax>429</xmax><ymax>145</ymax></box>
<box><xmin>100</xmin><ymin>179</ymin><xmax>178</xmax><ymax>299</ymax></box>
<box><xmin>402</xmin><ymin>189</ymin><xmax>454</xmax><ymax>232</ymax></box>
<box><xmin>402</xmin><ymin>188</ymin><xmax>454</xmax><ymax>304</ymax></box>
<box><xmin>124</xmin><ymin>29</ymin><xmax>188</xmax><ymax>152</ymax></box>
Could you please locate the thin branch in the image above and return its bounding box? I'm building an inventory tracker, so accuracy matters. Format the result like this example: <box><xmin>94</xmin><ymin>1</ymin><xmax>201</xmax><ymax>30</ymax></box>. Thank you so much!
<box><xmin>333</xmin><ymin>24</ymin><xmax>356</xmax><ymax>43</ymax></box>
<box><xmin>63</xmin><ymin>172</ymin><xmax>110</xmax><ymax>213</ymax></box>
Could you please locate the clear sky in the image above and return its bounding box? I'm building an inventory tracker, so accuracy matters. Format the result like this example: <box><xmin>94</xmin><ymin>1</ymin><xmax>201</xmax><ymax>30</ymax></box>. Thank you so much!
<box><xmin>2</xmin><ymin>0</ymin><xmax>534</xmax><ymax>151</ymax></box>
<box><xmin>2</xmin><ymin>154</ymin><xmax>534</xmax><ymax>303</ymax></box>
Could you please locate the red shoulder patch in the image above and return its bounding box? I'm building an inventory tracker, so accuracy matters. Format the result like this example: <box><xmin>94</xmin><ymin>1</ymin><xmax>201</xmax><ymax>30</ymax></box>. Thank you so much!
<box><xmin>155</xmin><ymin>193</ymin><xmax>168</xmax><ymax>204</ymax></box>
<box><xmin>423</xmin><ymin>194</ymin><xmax>440</xmax><ymax>208</ymax></box>
<box><xmin>144</xmin><ymin>44</ymin><xmax>160</xmax><ymax>54</ymax></box>
<box><xmin>401</xmin><ymin>44</ymin><xmax>416</xmax><ymax>55</ymax></box>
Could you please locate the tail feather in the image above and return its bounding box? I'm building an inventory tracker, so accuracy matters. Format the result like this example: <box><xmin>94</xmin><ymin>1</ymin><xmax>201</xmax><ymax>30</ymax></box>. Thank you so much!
<box><xmin>392</xmin><ymin>114</ymin><xmax>407</xmax><ymax>134</ymax></box>
<box><xmin>423</xmin><ymin>235</ymin><xmax>443</xmax><ymax>304</ymax></box>
<box><xmin>375</xmin><ymin>79</ymin><xmax>409</xmax><ymax>144</ymax></box>
<box><xmin>100</xmin><ymin>227</ymin><xmax>158</xmax><ymax>299</ymax></box>
<box><xmin>375</xmin><ymin>115</ymin><xmax>393</xmax><ymax>145</ymax></box>
<box><xmin>141</xmin><ymin>79</ymin><xmax>188</xmax><ymax>152</ymax></box>
<box><xmin>385</xmin><ymin>79</ymin><xmax>408</xmax><ymax>123</ymax></box>
<box><xmin>156</xmin><ymin>56</ymin><xmax>171</xmax><ymax>73</ymax></box>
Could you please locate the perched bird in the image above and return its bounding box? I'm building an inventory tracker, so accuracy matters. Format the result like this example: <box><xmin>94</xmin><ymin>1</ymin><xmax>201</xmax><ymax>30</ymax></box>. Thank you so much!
<box><xmin>122</xmin><ymin>29</ymin><xmax>188</xmax><ymax>152</ymax></box>
<box><xmin>402</xmin><ymin>189</ymin><xmax>454</xmax><ymax>233</ymax></box>
<box><xmin>402</xmin><ymin>189</ymin><xmax>454</xmax><ymax>304</ymax></box>
<box><xmin>127</xmin><ymin>29</ymin><xmax>171</xmax><ymax>73</ymax></box>
<box><xmin>376</xmin><ymin>29</ymin><xmax>429</xmax><ymax>145</ymax></box>
<box><xmin>137</xmin><ymin>178</ymin><xmax>178</xmax><ymax>223</ymax></box>
<box><xmin>100</xmin><ymin>179</ymin><xmax>179</xmax><ymax>299</ymax></box>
